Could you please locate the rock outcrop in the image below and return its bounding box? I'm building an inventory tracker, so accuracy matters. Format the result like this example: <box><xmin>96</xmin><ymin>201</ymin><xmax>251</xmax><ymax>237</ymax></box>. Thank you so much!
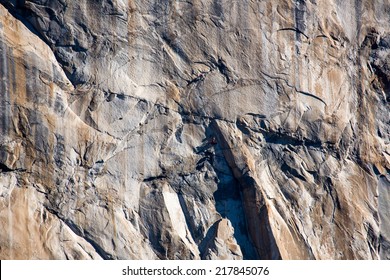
<box><xmin>0</xmin><ymin>0</ymin><xmax>389</xmax><ymax>259</ymax></box>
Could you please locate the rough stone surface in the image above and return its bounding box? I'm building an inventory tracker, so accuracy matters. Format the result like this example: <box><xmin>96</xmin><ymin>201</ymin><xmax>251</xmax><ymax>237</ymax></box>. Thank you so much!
<box><xmin>0</xmin><ymin>0</ymin><xmax>389</xmax><ymax>259</ymax></box>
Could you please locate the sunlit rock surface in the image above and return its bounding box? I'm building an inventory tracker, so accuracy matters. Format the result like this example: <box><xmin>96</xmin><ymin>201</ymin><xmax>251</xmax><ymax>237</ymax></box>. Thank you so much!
<box><xmin>0</xmin><ymin>0</ymin><xmax>389</xmax><ymax>260</ymax></box>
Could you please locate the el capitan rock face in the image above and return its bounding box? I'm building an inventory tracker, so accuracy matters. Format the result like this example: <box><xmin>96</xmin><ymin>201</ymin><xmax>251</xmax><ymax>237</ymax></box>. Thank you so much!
<box><xmin>0</xmin><ymin>0</ymin><xmax>389</xmax><ymax>260</ymax></box>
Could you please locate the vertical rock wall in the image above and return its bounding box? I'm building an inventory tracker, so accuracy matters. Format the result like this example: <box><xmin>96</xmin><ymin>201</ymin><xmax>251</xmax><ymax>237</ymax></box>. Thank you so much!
<box><xmin>0</xmin><ymin>0</ymin><xmax>389</xmax><ymax>259</ymax></box>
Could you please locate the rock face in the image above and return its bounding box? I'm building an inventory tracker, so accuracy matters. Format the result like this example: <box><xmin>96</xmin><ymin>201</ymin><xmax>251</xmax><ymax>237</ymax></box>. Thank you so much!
<box><xmin>0</xmin><ymin>0</ymin><xmax>389</xmax><ymax>260</ymax></box>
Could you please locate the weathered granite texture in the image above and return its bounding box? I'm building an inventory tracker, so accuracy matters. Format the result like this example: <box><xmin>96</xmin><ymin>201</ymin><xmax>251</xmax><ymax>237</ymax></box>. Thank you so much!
<box><xmin>0</xmin><ymin>0</ymin><xmax>389</xmax><ymax>259</ymax></box>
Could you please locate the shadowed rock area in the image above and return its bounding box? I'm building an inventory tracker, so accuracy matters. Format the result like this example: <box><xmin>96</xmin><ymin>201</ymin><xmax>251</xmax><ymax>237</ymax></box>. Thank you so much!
<box><xmin>0</xmin><ymin>0</ymin><xmax>389</xmax><ymax>259</ymax></box>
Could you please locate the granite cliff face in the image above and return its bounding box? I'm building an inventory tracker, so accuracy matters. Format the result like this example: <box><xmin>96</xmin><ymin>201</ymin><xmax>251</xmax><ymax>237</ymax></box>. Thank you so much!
<box><xmin>0</xmin><ymin>0</ymin><xmax>389</xmax><ymax>260</ymax></box>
